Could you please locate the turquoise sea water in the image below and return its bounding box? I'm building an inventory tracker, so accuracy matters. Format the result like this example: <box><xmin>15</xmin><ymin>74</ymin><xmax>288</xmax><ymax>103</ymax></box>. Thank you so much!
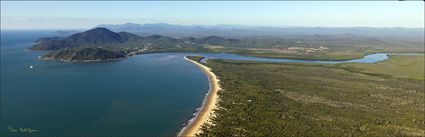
<box><xmin>0</xmin><ymin>30</ymin><xmax>389</xmax><ymax>137</ymax></box>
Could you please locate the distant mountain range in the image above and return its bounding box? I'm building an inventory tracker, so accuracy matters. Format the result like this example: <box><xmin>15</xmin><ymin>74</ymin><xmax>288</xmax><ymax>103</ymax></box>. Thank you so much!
<box><xmin>96</xmin><ymin>23</ymin><xmax>424</xmax><ymax>40</ymax></box>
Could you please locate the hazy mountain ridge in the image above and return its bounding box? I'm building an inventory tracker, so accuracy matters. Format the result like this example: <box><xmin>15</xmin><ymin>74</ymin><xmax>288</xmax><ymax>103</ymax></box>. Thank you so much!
<box><xmin>97</xmin><ymin>23</ymin><xmax>424</xmax><ymax>41</ymax></box>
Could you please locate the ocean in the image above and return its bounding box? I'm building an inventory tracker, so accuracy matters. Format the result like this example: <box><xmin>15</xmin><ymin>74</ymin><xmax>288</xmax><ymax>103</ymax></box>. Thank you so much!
<box><xmin>0</xmin><ymin>30</ymin><xmax>389</xmax><ymax>137</ymax></box>
<box><xmin>1</xmin><ymin>30</ymin><xmax>209</xmax><ymax>137</ymax></box>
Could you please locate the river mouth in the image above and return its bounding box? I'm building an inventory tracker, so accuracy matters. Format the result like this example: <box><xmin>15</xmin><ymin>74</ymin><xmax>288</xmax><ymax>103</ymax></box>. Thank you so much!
<box><xmin>137</xmin><ymin>52</ymin><xmax>390</xmax><ymax>64</ymax></box>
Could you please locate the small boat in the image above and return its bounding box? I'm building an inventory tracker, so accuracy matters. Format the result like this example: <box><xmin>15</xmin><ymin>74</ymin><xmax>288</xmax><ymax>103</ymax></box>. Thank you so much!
<box><xmin>29</xmin><ymin>65</ymin><xmax>33</xmax><ymax>69</ymax></box>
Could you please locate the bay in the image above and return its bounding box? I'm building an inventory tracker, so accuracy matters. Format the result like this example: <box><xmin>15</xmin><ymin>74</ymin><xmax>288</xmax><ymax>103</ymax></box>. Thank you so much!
<box><xmin>0</xmin><ymin>30</ymin><xmax>389</xmax><ymax>137</ymax></box>
<box><xmin>1</xmin><ymin>30</ymin><xmax>209</xmax><ymax>137</ymax></box>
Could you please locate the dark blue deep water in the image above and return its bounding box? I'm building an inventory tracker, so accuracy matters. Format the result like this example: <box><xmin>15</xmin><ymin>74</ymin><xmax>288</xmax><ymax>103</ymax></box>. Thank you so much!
<box><xmin>0</xmin><ymin>30</ymin><xmax>389</xmax><ymax>137</ymax></box>
<box><xmin>1</xmin><ymin>31</ymin><xmax>209</xmax><ymax>137</ymax></box>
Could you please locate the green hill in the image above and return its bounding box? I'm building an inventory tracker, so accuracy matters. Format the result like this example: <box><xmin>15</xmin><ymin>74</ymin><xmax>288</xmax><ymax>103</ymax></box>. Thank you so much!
<box><xmin>41</xmin><ymin>47</ymin><xmax>126</xmax><ymax>62</ymax></box>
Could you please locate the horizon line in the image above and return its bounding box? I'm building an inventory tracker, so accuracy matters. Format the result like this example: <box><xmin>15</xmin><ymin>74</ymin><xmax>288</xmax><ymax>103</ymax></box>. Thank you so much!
<box><xmin>2</xmin><ymin>22</ymin><xmax>424</xmax><ymax>30</ymax></box>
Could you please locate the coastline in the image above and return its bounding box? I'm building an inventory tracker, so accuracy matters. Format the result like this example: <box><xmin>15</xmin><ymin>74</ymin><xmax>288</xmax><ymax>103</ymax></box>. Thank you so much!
<box><xmin>179</xmin><ymin>57</ymin><xmax>221</xmax><ymax>137</ymax></box>
<box><xmin>39</xmin><ymin>56</ymin><xmax>128</xmax><ymax>63</ymax></box>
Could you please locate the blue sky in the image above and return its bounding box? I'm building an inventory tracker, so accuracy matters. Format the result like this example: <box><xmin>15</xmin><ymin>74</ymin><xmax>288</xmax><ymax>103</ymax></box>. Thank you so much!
<box><xmin>1</xmin><ymin>1</ymin><xmax>423</xmax><ymax>29</ymax></box>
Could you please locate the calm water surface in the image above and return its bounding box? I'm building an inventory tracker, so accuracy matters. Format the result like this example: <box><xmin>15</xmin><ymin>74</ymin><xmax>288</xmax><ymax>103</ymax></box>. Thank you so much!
<box><xmin>1</xmin><ymin>31</ymin><xmax>209</xmax><ymax>137</ymax></box>
<box><xmin>0</xmin><ymin>30</ymin><xmax>389</xmax><ymax>137</ymax></box>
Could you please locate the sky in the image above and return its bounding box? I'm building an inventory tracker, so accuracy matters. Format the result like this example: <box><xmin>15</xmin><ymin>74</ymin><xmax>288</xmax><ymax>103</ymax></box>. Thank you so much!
<box><xmin>1</xmin><ymin>1</ymin><xmax>424</xmax><ymax>29</ymax></box>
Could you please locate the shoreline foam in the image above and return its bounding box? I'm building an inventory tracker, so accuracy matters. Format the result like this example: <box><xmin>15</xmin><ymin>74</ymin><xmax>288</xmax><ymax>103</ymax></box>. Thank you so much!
<box><xmin>179</xmin><ymin>57</ymin><xmax>221</xmax><ymax>137</ymax></box>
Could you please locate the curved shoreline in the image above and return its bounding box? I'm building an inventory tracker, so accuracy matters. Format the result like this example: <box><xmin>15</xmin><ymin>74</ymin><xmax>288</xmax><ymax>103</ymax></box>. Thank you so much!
<box><xmin>37</xmin><ymin>52</ymin><xmax>393</xmax><ymax>64</ymax></box>
<box><xmin>179</xmin><ymin>57</ymin><xmax>221</xmax><ymax>137</ymax></box>
<box><xmin>39</xmin><ymin>56</ymin><xmax>128</xmax><ymax>63</ymax></box>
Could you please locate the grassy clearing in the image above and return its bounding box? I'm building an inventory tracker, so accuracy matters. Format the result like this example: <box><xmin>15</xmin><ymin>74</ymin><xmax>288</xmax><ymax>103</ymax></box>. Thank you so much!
<box><xmin>197</xmin><ymin>56</ymin><xmax>424</xmax><ymax>137</ymax></box>
<box><xmin>339</xmin><ymin>55</ymin><xmax>424</xmax><ymax>80</ymax></box>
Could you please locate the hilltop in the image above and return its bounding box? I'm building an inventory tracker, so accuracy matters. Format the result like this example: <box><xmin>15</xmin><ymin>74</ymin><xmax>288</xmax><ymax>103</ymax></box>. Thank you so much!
<box><xmin>30</xmin><ymin>27</ymin><xmax>239</xmax><ymax>62</ymax></box>
<box><xmin>30</xmin><ymin>28</ymin><xmax>140</xmax><ymax>50</ymax></box>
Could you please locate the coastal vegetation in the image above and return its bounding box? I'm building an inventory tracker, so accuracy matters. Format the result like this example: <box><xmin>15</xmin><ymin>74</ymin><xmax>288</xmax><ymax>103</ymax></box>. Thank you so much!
<box><xmin>30</xmin><ymin>27</ymin><xmax>423</xmax><ymax>62</ymax></box>
<box><xmin>41</xmin><ymin>47</ymin><xmax>126</xmax><ymax>62</ymax></box>
<box><xmin>198</xmin><ymin>55</ymin><xmax>424</xmax><ymax>136</ymax></box>
<box><xmin>186</xmin><ymin>56</ymin><xmax>205</xmax><ymax>62</ymax></box>
<box><xmin>27</xmin><ymin>26</ymin><xmax>424</xmax><ymax>136</ymax></box>
<box><xmin>339</xmin><ymin>55</ymin><xmax>424</xmax><ymax>80</ymax></box>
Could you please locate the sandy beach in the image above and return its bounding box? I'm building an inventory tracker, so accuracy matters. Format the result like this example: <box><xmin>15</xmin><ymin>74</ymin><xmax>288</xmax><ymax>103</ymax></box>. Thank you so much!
<box><xmin>179</xmin><ymin>57</ymin><xmax>221</xmax><ymax>137</ymax></box>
